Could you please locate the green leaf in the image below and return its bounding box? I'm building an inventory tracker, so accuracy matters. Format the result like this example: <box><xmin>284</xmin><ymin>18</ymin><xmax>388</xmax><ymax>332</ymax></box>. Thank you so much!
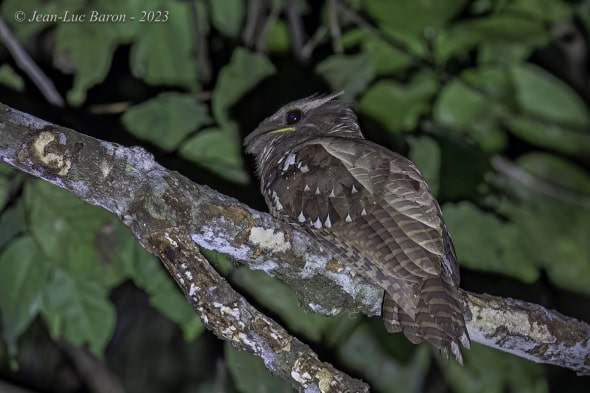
<box><xmin>408</xmin><ymin>136</ymin><xmax>440</xmax><ymax>196</ymax></box>
<box><xmin>365</xmin><ymin>37</ymin><xmax>413</xmax><ymax>75</ymax></box>
<box><xmin>231</xmin><ymin>268</ymin><xmax>337</xmax><ymax>342</ymax></box>
<box><xmin>266</xmin><ymin>20</ymin><xmax>290</xmax><ymax>53</ymax></box>
<box><xmin>0</xmin><ymin>65</ymin><xmax>24</xmax><ymax>92</ymax></box>
<box><xmin>337</xmin><ymin>323</ymin><xmax>431</xmax><ymax>393</ymax></box>
<box><xmin>341</xmin><ymin>30</ymin><xmax>413</xmax><ymax>75</ymax></box>
<box><xmin>210</xmin><ymin>0</ymin><xmax>244</xmax><ymax>38</ymax></box>
<box><xmin>0</xmin><ymin>176</ymin><xmax>8</xmax><ymax>212</ymax></box>
<box><xmin>510</xmin><ymin>64</ymin><xmax>590</xmax><ymax>127</ymax></box>
<box><xmin>137</xmin><ymin>255</ymin><xmax>204</xmax><ymax>340</ymax></box>
<box><xmin>507</xmin><ymin>117</ymin><xmax>590</xmax><ymax>157</ymax></box>
<box><xmin>230</xmin><ymin>265</ymin><xmax>360</xmax><ymax>348</ymax></box>
<box><xmin>2</xmin><ymin>0</ymin><xmax>143</xmax><ymax>105</ymax></box>
<box><xmin>122</xmin><ymin>93</ymin><xmax>211</xmax><ymax>151</ymax></box>
<box><xmin>212</xmin><ymin>48</ymin><xmax>275</xmax><ymax>124</ymax></box>
<box><xmin>114</xmin><ymin>225</ymin><xmax>203</xmax><ymax>340</ymax></box>
<box><xmin>316</xmin><ymin>53</ymin><xmax>375</xmax><ymax>99</ymax></box>
<box><xmin>201</xmin><ymin>248</ymin><xmax>234</xmax><ymax>276</ymax></box>
<box><xmin>0</xmin><ymin>164</ymin><xmax>23</xmax><ymax>212</ymax></box>
<box><xmin>503</xmin><ymin>0</ymin><xmax>571</xmax><ymax>22</ymax></box>
<box><xmin>365</xmin><ymin>0</ymin><xmax>469</xmax><ymax>54</ymax></box>
<box><xmin>53</xmin><ymin>0</ymin><xmax>141</xmax><ymax>106</ymax></box>
<box><xmin>130</xmin><ymin>0</ymin><xmax>198</xmax><ymax>89</ymax></box>
<box><xmin>225</xmin><ymin>343</ymin><xmax>293</xmax><ymax>393</ymax></box>
<box><xmin>0</xmin><ymin>202</ymin><xmax>26</xmax><ymax>250</ymax></box>
<box><xmin>434</xmin><ymin>67</ymin><xmax>511</xmax><ymax>152</ymax></box>
<box><xmin>0</xmin><ymin>237</ymin><xmax>49</xmax><ymax>355</ymax></box>
<box><xmin>366</xmin><ymin>0</ymin><xmax>469</xmax><ymax>34</ymax></box>
<box><xmin>506</xmin><ymin>64</ymin><xmax>590</xmax><ymax>156</ymax></box>
<box><xmin>41</xmin><ymin>269</ymin><xmax>115</xmax><ymax>355</ymax></box>
<box><xmin>23</xmin><ymin>180</ymin><xmax>117</xmax><ymax>282</ymax></box>
<box><xmin>497</xmin><ymin>154</ymin><xmax>590</xmax><ymax>295</ymax></box>
<box><xmin>360</xmin><ymin>71</ymin><xmax>438</xmax><ymax>133</ymax></box>
<box><xmin>517</xmin><ymin>153</ymin><xmax>590</xmax><ymax>194</ymax></box>
<box><xmin>179</xmin><ymin>124</ymin><xmax>249</xmax><ymax>184</ymax></box>
<box><xmin>55</xmin><ymin>22</ymin><xmax>119</xmax><ymax>105</ymax></box>
<box><xmin>0</xmin><ymin>163</ymin><xmax>14</xmax><ymax>176</ymax></box>
<box><xmin>436</xmin><ymin>15</ymin><xmax>547</xmax><ymax>62</ymax></box>
<box><xmin>20</xmin><ymin>181</ymin><xmax>125</xmax><ymax>354</ymax></box>
<box><xmin>441</xmin><ymin>343</ymin><xmax>548</xmax><ymax>393</ymax></box>
<box><xmin>443</xmin><ymin>202</ymin><xmax>538</xmax><ymax>282</ymax></box>
<box><xmin>478</xmin><ymin>41</ymin><xmax>534</xmax><ymax>65</ymax></box>
<box><xmin>508</xmin><ymin>64</ymin><xmax>590</xmax><ymax>156</ymax></box>
<box><xmin>150</xmin><ymin>283</ymin><xmax>204</xmax><ymax>341</ymax></box>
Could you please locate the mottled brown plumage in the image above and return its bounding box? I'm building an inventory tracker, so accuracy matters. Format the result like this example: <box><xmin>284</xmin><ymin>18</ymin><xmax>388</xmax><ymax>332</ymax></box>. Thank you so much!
<box><xmin>244</xmin><ymin>92</ymin><xmax>470</xmax><ymax>363</ymax></box>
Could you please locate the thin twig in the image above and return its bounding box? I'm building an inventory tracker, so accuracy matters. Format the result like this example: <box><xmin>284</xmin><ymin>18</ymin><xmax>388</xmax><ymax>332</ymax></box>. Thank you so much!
<box><xmin>456</xmin><ymin>76</ymin><xmax>590</xmax><ymax>135</ymax></box>
<box><xmin>491</xmin><ymin>155</ymin><xmax>590</xmax><ymax>209</ymax></box>
<box><xmin>188</xmin><ymin>0</ymin><xmax>212</xmax><ymax>85</ymax></box>
<box><xmin>0</xmin><ymin>16</ymin><xmax>64</xmax><ymax>107</ymax></box>
<box><xmin>285</xmin><ymin>0</ymin><xmax>308</xmax><ymax>63</ymax></box>
<box><xmin>328</xmin><ymin>0</ymin><xmax>343</xmax><ymax>54</ymax></box>
<box><xmin>255</xmin><ymin>0</ymin><xmax>282</xmax><ymax>52</ymax></box>
<box><xmin>301</xmin><ymin>25</ymin><xmax>329</xmax><ymax>60</ymax></box>
<box><xmin>60</xmin><ymin>341</ymin><xmax>126</xmax><ymax>393</ymax></box>
<box><xmin>334</xmin><ymin>0</ymin><xmax>431</xmax><ymax>67</ymax></box>
<box><xmin>244</xmin><ymin>0</ymin><xmax>265</xmax><ymax>47</ymax></box>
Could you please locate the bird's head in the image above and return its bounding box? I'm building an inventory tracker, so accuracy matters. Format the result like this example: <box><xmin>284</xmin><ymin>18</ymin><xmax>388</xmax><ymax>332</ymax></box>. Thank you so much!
<box><xmin>244</xmin><ymin>92</ymin><xmax>363</xmax><ymax>161</ymax></box>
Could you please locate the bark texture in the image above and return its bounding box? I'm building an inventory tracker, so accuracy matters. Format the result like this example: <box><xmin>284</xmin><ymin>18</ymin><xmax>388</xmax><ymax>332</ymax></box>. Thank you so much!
<box><xmin>1</xmin><ymin>102</ymin><xmax>589</xmax><ymax>383</ymax></box>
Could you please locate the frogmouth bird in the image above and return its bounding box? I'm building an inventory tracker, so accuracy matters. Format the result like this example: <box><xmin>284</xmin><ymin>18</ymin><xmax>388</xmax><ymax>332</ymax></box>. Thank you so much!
<box><xmin>244</xmin><ymin>92</ymin><xmax>470</xmax><ymax>363</ymax></box>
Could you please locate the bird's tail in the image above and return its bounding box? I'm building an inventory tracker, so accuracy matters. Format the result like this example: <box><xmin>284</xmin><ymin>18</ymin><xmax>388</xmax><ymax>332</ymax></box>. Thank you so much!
<box><xmin>383</xmin><ymin>277</ymin><xmax>470</xmax><ymax>364</ymax></box>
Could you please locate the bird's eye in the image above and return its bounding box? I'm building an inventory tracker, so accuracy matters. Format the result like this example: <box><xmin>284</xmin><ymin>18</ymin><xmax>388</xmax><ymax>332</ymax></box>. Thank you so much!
<box><xmin>286</xmin><ymin>109</ymin><xmax>303</xmax><ymax>125</ymax></box>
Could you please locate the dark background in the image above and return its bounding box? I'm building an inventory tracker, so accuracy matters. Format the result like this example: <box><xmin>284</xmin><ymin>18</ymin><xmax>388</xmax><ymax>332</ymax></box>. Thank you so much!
<box><xmin>1</xmin><ymin>0</ymin><xmax>590</xmax><ymax>392</ymax></box>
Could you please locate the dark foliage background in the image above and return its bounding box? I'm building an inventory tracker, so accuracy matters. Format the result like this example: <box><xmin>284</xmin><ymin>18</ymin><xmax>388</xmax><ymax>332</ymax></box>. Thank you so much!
<box><xmin>0</xmin><ymin>0</ymin><xmax>590</xmax><ymax>392</ymax></box>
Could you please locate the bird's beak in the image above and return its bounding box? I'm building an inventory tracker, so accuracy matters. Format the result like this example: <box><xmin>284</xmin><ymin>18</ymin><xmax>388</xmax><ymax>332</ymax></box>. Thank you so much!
<box><xmin>267</xmin><ymin>127</ymin><xmax>296</xmax><ymax>134</ymax></box>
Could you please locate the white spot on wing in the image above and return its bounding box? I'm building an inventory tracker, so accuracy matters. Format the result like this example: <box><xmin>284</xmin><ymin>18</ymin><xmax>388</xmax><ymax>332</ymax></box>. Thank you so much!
<box><xmin>313</xmin><ymin>217</ymin><xmax>322</xmax><ymax>228</ymax></box>
<box><xmin>271</xmin><ymin>190</ymin><xmax>283</xmax><ymax>211</ymax></box>
<box><xmin>298</xmin><ymin>211</ymin><xmax>306</xmax><ymax>223</ymax></box>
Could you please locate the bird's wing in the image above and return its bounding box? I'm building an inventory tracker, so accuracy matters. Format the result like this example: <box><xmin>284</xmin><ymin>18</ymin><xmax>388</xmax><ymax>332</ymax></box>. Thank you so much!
<box><xmin>263</xmin><ymin>136</ymin><xmax>460</xmax><ymax>319</ymax></box>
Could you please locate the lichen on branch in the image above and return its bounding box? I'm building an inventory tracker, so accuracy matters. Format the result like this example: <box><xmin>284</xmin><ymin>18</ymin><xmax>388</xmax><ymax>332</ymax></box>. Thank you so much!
<box><xmin>1</xmin><ymin>102</ymin><xmax>589</xmax><ymax>380</ymax></box>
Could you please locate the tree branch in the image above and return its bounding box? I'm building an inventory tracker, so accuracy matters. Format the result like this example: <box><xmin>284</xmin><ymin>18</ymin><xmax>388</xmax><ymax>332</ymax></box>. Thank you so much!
<box><xmin>0</xmin><ymin>17</ymin><xmax>65</xmax><ymax>107</ymax></box>
<box><xmin>1</xmin><ymin>102</ymin><xmax>589</xmax><ymax>378</ymax></box>
<box><xmin>0</xmin><ymin>102</ymin><xmax>368</xmax><ymax>392</ymax></box>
